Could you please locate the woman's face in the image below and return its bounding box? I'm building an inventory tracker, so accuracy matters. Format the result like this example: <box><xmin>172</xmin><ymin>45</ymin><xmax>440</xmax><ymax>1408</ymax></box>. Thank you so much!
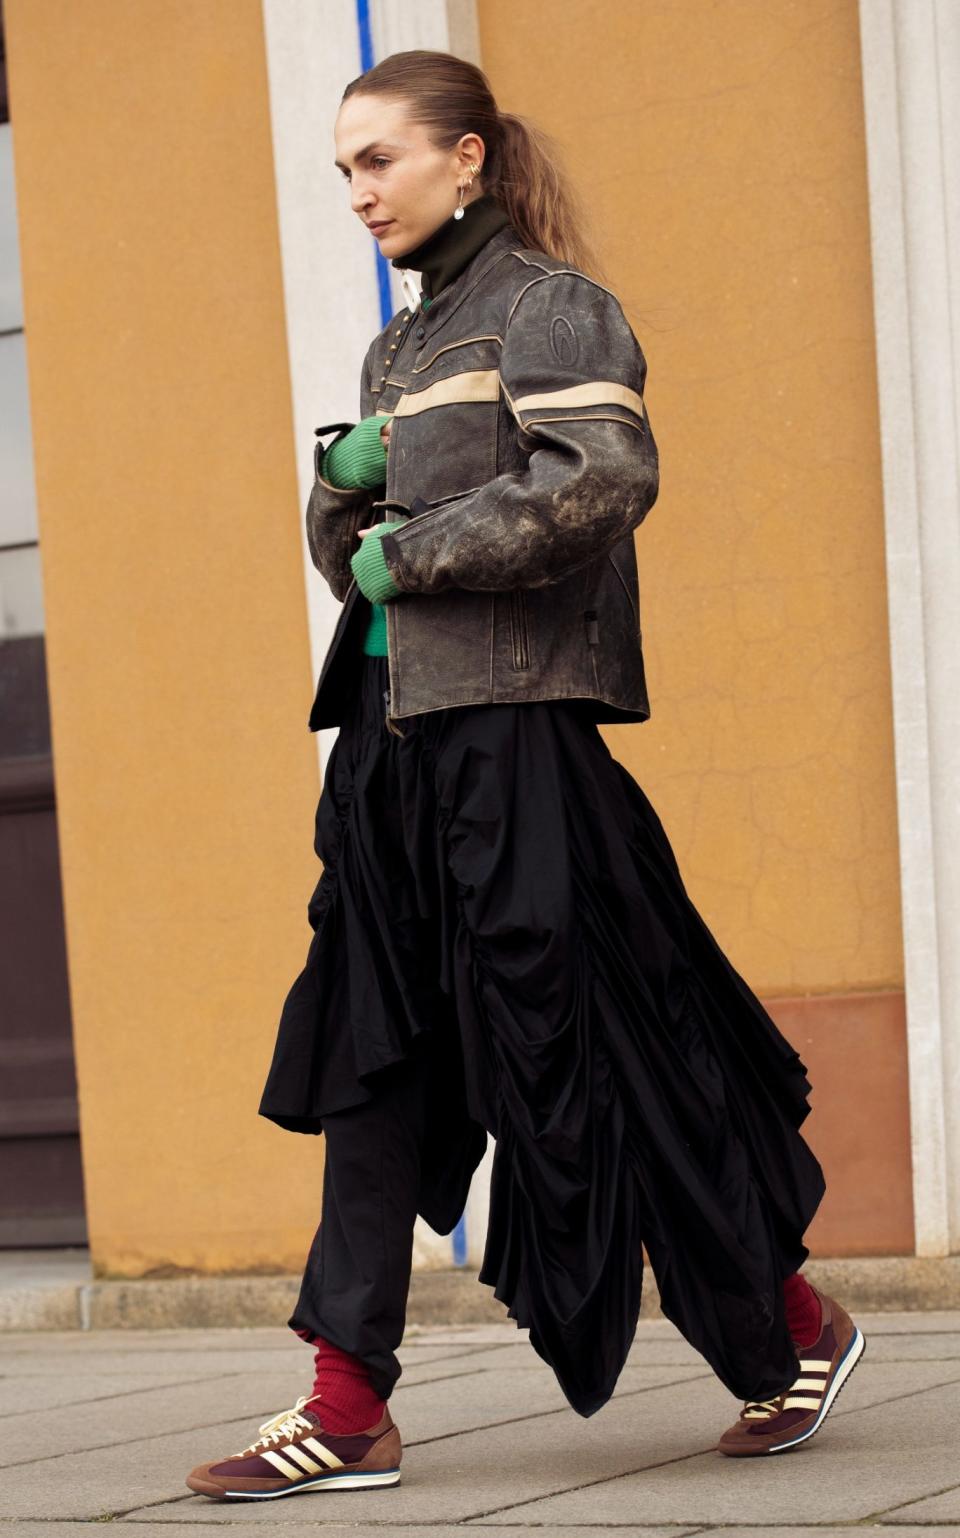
<box><xmin>334</xmin><ymin>95</ymin><xmax>485</xmax><ymax>259</ymax></box>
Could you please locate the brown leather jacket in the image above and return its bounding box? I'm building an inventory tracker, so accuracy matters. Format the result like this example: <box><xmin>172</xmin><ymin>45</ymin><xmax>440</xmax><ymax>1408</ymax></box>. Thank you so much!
<box><xmin>306</xmin><ymin>223</ymin><xmax>660</xmax><ymax>737</ymax></box>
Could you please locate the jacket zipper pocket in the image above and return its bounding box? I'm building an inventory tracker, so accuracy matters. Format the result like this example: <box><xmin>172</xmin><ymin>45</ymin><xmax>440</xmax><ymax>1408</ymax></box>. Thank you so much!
<box><xmin>509</xmin><ymin>589</ymin><xmax>531</xmax><ymax>670</ymax></box>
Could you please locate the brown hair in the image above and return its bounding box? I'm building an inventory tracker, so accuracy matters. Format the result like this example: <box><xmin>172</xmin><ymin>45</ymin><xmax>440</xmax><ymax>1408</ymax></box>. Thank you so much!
<box><xmin>341</xmin><ymin>49</ymin><xmax>610</xmax><ymax>288</ymax></box>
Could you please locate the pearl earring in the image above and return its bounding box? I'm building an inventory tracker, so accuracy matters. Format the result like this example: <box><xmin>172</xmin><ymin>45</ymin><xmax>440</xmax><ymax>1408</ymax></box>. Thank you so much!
<box><xmin>453</xmin><ymin>163</ymin><xmax>481</xmax><ymax>220</ymax></box>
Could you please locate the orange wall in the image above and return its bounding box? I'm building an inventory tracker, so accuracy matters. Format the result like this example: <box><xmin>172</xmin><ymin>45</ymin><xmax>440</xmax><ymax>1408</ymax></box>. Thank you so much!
<box><xmin>6</xmin><ymin>0</ymin><xmax>325</xmax><ymax>1276</ymax></box>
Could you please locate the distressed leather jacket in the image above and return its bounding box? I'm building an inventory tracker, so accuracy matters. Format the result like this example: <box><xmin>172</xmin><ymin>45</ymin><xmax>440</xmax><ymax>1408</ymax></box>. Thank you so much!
<box><xmin>306</xmin><ymin>223</ymin><xmax>660</xmax><ymax>737</ymax></box>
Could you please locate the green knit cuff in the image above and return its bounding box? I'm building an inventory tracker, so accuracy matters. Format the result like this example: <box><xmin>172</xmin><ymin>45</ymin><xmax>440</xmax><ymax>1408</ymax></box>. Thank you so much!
<box><xmin>350</xmin><ymin>522</ymin><xmax>406</xmax><ymax>603</ymax></box>
<box><xmin>321</xmin><ymin>416</ymin><xmax>389</xmax><ymax>490</ymax></box>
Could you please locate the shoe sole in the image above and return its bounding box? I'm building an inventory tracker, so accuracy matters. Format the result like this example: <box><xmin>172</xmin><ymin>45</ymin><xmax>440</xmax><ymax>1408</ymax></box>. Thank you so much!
<box><xmin>187</xmin><ymin>1468</ymin><xmax>401</xmax><ymax>1500</ymax></box>
<box><xmin>720</xmin><ymin>1328</ymin><xmax>867</xmax><ymax>1458</ymax></box>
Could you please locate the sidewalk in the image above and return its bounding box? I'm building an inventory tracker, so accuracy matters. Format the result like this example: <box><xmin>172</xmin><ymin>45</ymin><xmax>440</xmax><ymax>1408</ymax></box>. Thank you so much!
<box><xmin>1</xmin><ymin>1309</ymin><xmax>959</xmax><ymax>1535</ymax></box>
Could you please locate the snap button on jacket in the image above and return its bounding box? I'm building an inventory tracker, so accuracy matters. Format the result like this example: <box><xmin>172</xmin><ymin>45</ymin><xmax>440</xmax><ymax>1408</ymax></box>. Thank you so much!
<box><xmin>306</xmin><ymin>225</ymin><xmax>660</xmax><ymax>735</ymax></box>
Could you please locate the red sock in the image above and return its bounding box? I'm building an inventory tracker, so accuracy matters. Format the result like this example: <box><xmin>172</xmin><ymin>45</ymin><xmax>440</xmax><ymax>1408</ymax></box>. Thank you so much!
<box><xmin>783</xmin><ymin>1271</ymin><xmax>822</xmax><ymax>1347</ymax></box>
<box><xmin>300</xmin><ymin>1332</ymin><xmax>387</xmax><ymax>1435</ymax></box>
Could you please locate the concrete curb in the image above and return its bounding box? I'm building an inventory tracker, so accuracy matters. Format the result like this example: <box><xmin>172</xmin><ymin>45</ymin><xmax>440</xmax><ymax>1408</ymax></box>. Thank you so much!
<box><xmin>1</xmin><ymin>1253</ymin><xmax>958</xmax><ymax>1331</ymax></box>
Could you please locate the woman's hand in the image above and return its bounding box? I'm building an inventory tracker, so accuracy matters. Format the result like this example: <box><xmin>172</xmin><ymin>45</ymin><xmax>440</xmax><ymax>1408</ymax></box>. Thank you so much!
<box><xmin>357</xmin><ymin>421</ymin><xmax>392</xmax><ymax>539</ymax></box>
<box><xmin>349</xmin><ymin>520</ymin><xmax>407</xmax><ymax>602</ymax></box>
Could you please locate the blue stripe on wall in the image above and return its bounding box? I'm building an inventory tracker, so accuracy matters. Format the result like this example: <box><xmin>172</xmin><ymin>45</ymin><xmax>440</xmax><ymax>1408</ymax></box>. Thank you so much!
<box><xmin>355</xmin><ymin>0</ymin><xmax>468</xmax><ymax>1268</ymax></box>
<box><xmin>452</xmin><ymin>1215</ymin><xmax>469</xmax><ymax>1265</ymax></box>
<box><xmin>356</xmin><ymin>0</ymin><xmax>395</xmax><ymax>329</ymax></box>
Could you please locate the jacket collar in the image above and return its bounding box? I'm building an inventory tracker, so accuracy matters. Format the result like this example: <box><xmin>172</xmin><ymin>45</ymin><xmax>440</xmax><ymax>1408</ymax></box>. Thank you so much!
<box><xmin>402</xmin><ymin>223</ymin><xmax>526</xmax><ymax>336</ymax></box>
<box><xmin>391</xmin><ymin>192</ymin><xmax>512</xmax><ymax>301</ymax></box>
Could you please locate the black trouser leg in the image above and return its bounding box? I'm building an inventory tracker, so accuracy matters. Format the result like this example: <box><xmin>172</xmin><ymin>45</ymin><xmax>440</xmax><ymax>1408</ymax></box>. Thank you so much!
<box><xmin>287</xmin><ymin>1049</ymin><xmax>433</xmax><ymax>1402</ymax></box>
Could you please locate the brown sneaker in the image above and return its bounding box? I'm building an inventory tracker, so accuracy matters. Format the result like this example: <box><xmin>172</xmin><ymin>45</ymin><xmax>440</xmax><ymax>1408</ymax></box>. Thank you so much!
<box><xmin>185</xmin><ymin>1393</ymin><xmax>402</xmax><ymax>1500</ymax></box>
<box><xmin>717</xmin><ymin>1285</ymin><xmax>867</xmax><ymax>1456</ymax></box>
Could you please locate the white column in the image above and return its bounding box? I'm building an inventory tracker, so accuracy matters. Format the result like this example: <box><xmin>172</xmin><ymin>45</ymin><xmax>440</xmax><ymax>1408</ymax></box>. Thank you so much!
<box><xmin>261</xmin><ymin>0</ymin><xmax>480</xmax><ymax>775</ymax></box>
<box><xmin>858</xmin><ymin>0</ymin><xmax>960</xmax><ymax>1255</ymax></box>
<box><xmin>261</xmin><ymin>0</ymin><xmax>488</xmax><ymax>1272</ymax></box>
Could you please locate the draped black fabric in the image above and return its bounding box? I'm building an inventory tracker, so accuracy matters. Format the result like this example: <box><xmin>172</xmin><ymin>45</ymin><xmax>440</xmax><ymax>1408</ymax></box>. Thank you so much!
<box><xmin>259</xmin><ymin>653</ymin><xmax>826</xmax><ymax>1417</ymax></box>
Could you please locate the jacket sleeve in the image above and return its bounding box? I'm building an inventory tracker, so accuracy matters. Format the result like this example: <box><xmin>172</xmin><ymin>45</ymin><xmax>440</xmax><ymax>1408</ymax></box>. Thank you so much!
<box><xmin>305</xmin><ymin>343</ymin><xmax>384</xmax><ymax>602</ymax></box>
<box><xmin>378</xmin><ymin>272</ymin><xmax>659</xmax><ymax>594</ymax></box>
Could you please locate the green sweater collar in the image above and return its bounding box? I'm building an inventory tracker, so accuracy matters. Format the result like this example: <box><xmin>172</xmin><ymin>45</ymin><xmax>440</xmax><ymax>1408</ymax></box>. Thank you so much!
<box><xmin>391</xmin><ymin>192</ymin><xmax>511</xmax><ymax>302</ymax></box>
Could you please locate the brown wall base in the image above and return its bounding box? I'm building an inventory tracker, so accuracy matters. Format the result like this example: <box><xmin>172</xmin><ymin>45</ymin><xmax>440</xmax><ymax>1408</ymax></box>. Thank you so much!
<box><xmin>766</xmin><ymin>988</ymin><xmax>914</xmax><ymax>1256</ymax></box>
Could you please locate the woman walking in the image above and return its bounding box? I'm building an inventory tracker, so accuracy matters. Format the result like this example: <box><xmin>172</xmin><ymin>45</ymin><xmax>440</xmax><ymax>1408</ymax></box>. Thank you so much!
<box><xmin>186</xmin><ymin>49</ymin><xmax>865</xmax><ymax>1502</ymax></box>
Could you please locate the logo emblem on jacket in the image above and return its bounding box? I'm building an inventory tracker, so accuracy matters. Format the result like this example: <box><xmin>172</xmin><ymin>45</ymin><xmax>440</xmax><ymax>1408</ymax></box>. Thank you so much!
<box><xmin>550</xmin><ymin>315</ymin><xmax>580</xmax><ymax>366</ymax></box>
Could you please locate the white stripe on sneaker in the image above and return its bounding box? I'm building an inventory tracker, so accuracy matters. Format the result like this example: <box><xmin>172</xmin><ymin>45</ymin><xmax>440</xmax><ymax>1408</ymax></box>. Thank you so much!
<box><xmin>282</xmin><ymin>1445</ymin><xmax>324</xmax><ymax>1474</ymax></box>
<box><xmin>302</xmin><ymin>1436</ymin><xmax>345</xmax><ymax>1469</ymax></box>
<box><xmin>261</xmin><ymin>1450</ymin><xmax>305</xmax><ymax>1480</ymax></box>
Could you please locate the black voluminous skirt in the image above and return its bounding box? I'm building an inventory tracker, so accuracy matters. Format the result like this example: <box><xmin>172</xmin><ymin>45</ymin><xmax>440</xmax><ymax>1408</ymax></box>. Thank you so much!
<box><xmin>259</xmin><ymin>651</ymin><xmax>826</xmax><ymax>1417</ymax></box>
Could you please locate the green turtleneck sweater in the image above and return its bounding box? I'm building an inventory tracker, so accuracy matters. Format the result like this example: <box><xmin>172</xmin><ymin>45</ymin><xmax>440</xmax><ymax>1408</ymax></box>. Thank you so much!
<box><xmin>322</xmin><ymin>193</ymin><xmax>512</xmax><ymax>655</ymax></box>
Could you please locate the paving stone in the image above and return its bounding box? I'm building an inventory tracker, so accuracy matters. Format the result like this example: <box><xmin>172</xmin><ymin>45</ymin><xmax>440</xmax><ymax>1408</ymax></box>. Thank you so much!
<box><xmin>0</xmin><ymin>1374</ymin><xmax>327</xmax><ymax>1467</ymax></box>
<box><xmin>0</xmin><ymin>1418</ymin><xmax>275</xmax><ymax>1520</ymax></box>
<box><xmin>0</xmin><ymin>1372</ymin><xmax>240</xmax><ymax>1418</ymax></box>
<box><xmin>880</xmin><ymin>1482</ymin><xmax>960</xmax><ymax>1522</ymax></box>
<box><xmin>845</xmin><ymin>1331</ymin><xmax>960</xmax><ymax>1362</ymax></box>
<box><xmin>848</xmin><ymin>1311</ymin><xmax>960</xmax><ymax>1334</ymax></box>
<box><xmin>402</xmin><ymin>1324</ymin><xmax>528</xmax><ymax>1346</ymax></box>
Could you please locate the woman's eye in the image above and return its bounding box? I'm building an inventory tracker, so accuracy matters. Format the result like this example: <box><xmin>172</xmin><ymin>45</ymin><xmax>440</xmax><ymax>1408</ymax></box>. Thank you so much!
<box><xmin>340</xmin><ymin>157</ymin><xmax>390</xmax><ymax>182</ymax></box>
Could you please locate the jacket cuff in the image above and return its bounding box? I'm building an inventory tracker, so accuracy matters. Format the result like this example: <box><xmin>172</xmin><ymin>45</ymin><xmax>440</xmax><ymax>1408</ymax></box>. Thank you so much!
<box><xmin>322</xmin><ymin>416</ymin><xmax>389</xmax><ymax>490</ymax></box>
<box><xmin>350</xmin><ymin>523</ymin><xmax>405</xmax><ymax>602</ymax></box>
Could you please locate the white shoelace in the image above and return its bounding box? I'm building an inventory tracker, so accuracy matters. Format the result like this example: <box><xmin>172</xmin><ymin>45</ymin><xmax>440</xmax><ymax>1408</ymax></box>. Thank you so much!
<box><xmin>233</xmin><ymin>1393</ymin><xmax>322</xmax><ymax>1456</ymax></box>
<box><xmin>742</xmin><ymin>1394</ymin><xmax>786</xmax><ymax>1420</ymax></box>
